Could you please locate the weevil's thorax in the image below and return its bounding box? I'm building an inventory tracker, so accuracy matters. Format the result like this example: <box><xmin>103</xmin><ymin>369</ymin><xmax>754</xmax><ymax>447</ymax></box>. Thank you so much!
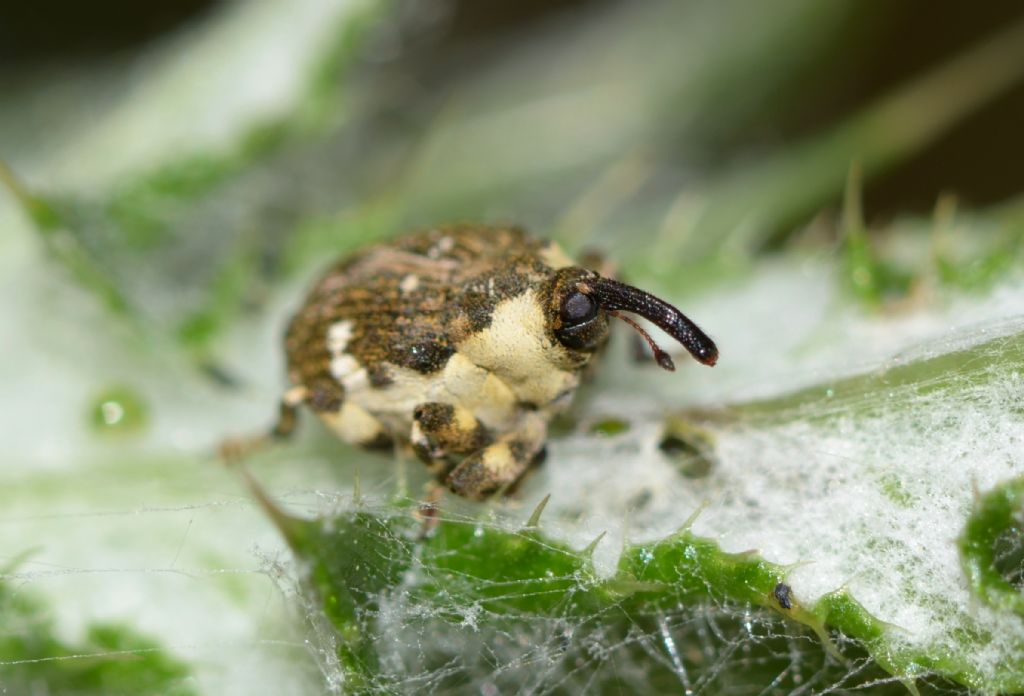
<box><xmin>452</xmin><ymin>264</ymin><xmax>609</xmax><ymax>411</ymax></box>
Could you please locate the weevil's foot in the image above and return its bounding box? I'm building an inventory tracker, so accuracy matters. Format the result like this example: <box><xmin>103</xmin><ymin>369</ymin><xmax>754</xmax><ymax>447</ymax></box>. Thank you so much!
<box><xmin>446</xmin><ymin>458</ymin><xmax>500</xmax><ymax>500</ymax></box>
<box><xmin>217</xmin><ymin>435</ymin><xmax>268</xmax><ymax>467</ymax></box>
<box><xmin>494</xmin><ymin>446</ymin><xmax>547</xmax><ymax>499</ymax></box>
<box><xmin>446</xmin><ymin>415</ymin><xmax>547</xmax><ymax>500</ymax></box>
<box><xmin>446</xmin><ymin>442</ymin><xmax>536</xmax><ymax>501</ymax></box>
<box><xmin>415</xmin><ymin>482</ymin><xmax>446</xmax><ymax>539</ymax></box>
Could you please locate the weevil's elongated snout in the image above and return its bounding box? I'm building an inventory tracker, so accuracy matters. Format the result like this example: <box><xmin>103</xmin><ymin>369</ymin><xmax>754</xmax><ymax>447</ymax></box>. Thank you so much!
<box><xmin>589</xmin><ymin>277</ymin><xmax>719</xmax><ymax>369</ymax></box>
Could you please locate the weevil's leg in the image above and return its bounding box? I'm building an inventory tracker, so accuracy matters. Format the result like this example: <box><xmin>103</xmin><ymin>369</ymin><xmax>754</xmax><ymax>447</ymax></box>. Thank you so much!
<box><xmin>410</xmin><ymin>402</ymin><xmax>492</xmax><ymax>471</ymax></box>
<box><xmin>446</xmin><ymin>414</ymin><xmax>547</xmax><ymax>500</ymax></box>
<box><xmin>269</xmin><ymin>390</ymin><xmax>302</xmax><ymax>439</ymax></box>
<box><xmin>296</xmin><ymin>375</ymin><xmax>392</xmax><ymax>451</ymax></box>
<box><xmin>318</xmin><ymin>401</ymin><xmax>393</xmax><ymax>451</ymax></box>
<box><xmin>415</xmin><ymin>481</ymin><xmax>446</xmax><ymax>539</ymax></box>
<box><xmin>219</xmin><ymin>386</ymin><xmax>307</xmax><ymax>463</ymax></box>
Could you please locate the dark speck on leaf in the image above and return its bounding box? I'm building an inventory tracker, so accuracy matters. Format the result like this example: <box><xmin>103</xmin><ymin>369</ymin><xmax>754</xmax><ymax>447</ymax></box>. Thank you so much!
<box><xmin>659</xmin><ymin>433</ymin><xmax>714</xmax><ymax>479</ymax></box>
<box><xmin>774</xmin><ymin>582</ymin><xmax>793</xmax><ymax>610</ymax></box>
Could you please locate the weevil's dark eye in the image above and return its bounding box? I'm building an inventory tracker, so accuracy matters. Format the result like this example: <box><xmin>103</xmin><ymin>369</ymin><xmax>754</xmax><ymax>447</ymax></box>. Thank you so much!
<box><xmin>561</xmin><ymin>291</ymin><xmax>597</xmax><ymax>327</ymax></box>
<box><xmin>555</xmin><ymin>289</ymin><xmax>604</xmax><ymax>351</ymax></box>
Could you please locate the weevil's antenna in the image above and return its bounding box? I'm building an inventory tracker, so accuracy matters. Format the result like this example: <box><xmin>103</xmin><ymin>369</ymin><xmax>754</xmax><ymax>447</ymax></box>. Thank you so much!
<box><xmin>586</xmin><ymin>277</ymin><xmax>718</xmax><ymax>368</ymax></box>
<box><xmin>607</xmin><ymin>310</ymin><xmax>676</xmax><ymax>371</ymax></box>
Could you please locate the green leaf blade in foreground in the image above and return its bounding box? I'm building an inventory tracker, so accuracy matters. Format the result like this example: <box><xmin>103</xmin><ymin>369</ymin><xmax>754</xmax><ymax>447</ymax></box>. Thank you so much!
<box><xmin>280</xmin><ymin>510</ymin><xmax>414</xmax><ymax>688</ymax></box>
<box><xmin>274</xmin><ymin>507</ymin><xmax>913</xmax><ymax>693</ymax></box>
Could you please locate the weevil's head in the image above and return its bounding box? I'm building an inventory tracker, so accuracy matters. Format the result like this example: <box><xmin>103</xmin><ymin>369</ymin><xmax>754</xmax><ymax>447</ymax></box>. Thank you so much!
<box><xmin>452</xmin><ymin>262</ymin><xmax>717</xmax><ymax>412</ymax></box>
<box><xmin>543</xmin><ymin>267</ymin><xmax>718</xmax><ymax>371</ymax></box>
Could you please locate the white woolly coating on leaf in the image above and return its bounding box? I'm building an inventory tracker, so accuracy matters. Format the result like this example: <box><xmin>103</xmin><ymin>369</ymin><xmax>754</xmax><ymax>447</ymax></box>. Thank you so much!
<box><xmin>525</xmin><ymin>260</ymin><xmax>1024</xmax><ymax>684</ymax></box>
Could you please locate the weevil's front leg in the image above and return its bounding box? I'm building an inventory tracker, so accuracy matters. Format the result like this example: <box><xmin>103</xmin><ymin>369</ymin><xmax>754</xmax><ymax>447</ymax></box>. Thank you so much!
<box><xmin>445</xmin><ymin>414</ymin><xmax>547</xmax><ymax>500</ymax></box>
<box><xmin>410</xmin><ymin>402</ymin><xmax>492</xmax><ymax>472</ymax></box>
<box><xmin>219</xmin><ymin>386</ymin><xmax>306</xmax><ymax>463</ymax></box>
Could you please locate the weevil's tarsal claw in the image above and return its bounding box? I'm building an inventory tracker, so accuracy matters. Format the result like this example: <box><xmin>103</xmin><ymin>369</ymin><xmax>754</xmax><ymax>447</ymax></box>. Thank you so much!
<box><xmin>592</xmin><ymin>277</ymin><xmax>719</xmax><ymax>368</ymax></box>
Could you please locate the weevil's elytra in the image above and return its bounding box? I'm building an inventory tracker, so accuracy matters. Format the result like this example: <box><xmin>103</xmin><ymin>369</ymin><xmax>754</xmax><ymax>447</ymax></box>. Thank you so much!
<box><xmin>280</xmin><ymin>224</ymin><xmax>718</xmax><ymax>499</ymax></box>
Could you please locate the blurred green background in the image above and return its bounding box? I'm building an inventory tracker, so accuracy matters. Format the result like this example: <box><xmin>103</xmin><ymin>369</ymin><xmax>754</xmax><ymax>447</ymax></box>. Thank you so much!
<box><xmin>4</xmin><ymin>0</ymin><xmax>1024</xmax><ymax>357</ymax></box>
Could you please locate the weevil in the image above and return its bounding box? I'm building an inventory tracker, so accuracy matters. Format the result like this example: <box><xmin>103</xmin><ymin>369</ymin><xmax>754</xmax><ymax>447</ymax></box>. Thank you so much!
<box><xmin>258</xmin><ymin>225</ymin><xmax>717</xmax><ymax>500</ymax></box>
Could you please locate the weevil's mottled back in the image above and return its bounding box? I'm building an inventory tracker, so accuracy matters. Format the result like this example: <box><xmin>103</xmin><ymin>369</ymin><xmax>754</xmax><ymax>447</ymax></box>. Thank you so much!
<box><xmin>285</xmin><ymin>225</ymin><xmax>570</xmax><ymax>413</ymax></box>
